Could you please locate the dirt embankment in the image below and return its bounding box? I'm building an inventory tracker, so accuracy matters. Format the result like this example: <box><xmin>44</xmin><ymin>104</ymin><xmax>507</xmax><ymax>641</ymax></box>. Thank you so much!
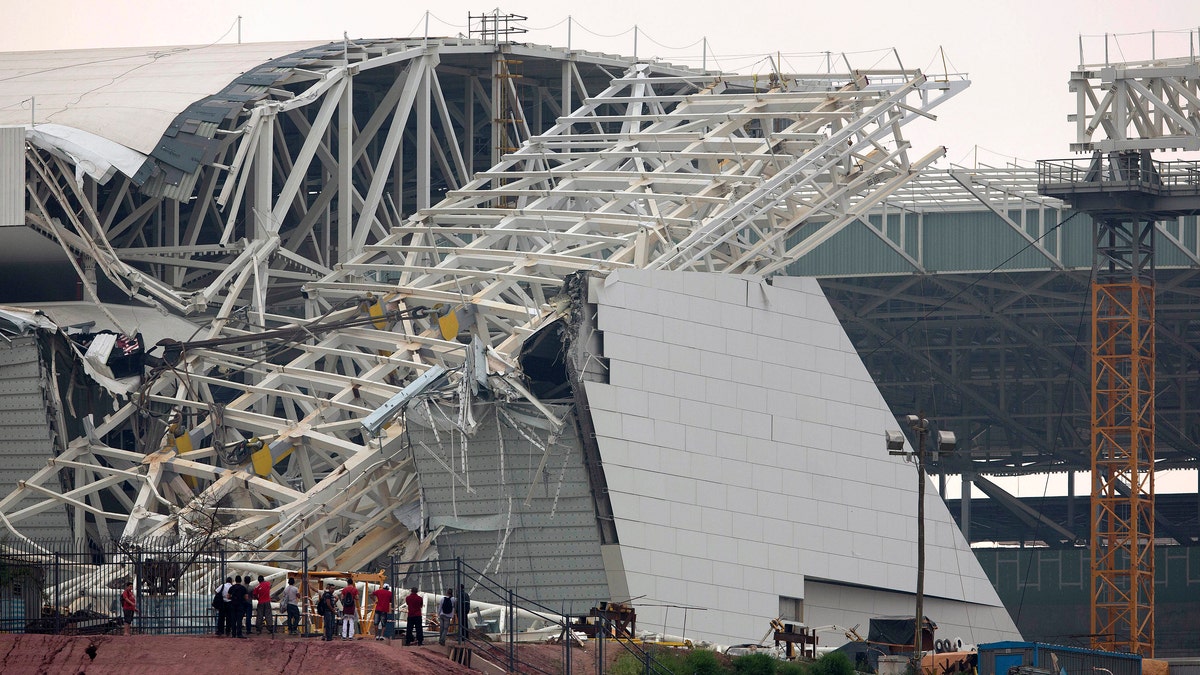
<box><xmin>0</xmin><ymin>633</ymin><xmax>480</xmax><ymax>675</ymax></box>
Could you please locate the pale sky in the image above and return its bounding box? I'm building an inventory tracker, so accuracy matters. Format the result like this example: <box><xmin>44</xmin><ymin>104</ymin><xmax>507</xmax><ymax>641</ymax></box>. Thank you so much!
<box><xmin>3</xmin><ymin>1</ymin><xmax>1197</xmax><ymax>499</ymax></box>
<box><xmin>2</xmin><ymin>0</ymin><xmax>1197</xmax><ymax>166</ymax></box>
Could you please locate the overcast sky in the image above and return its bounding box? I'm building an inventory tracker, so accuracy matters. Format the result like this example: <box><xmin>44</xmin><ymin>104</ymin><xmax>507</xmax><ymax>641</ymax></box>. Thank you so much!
<box><xmin>3</xmin><ymin>1</ymin><xmax>1197</xmax><ymax>167</ymax></box>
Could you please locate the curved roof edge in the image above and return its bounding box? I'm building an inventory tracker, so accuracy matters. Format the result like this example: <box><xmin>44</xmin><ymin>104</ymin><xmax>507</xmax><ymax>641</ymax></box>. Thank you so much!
<box><xmin>2</xmin><ymin>38</ymin><xmax>708</xmax><ymax>197</ymax></box>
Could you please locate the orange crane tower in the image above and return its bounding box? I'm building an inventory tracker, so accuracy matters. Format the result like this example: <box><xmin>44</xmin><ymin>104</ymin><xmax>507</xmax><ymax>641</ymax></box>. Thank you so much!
<box><xmin>1089</xmin><ymin>205</ymin><xmax>1156</xmax><ymax>656</ymax></box>
<box><xmin>1039</xmin><ymin>40</ymin><xmax>1200</xmax><ymax>654</ymax></box>
<box><xmin>1041</xmin><ymin>149</ymin><xmax>1168</xmax><ymax>656</ymax></box>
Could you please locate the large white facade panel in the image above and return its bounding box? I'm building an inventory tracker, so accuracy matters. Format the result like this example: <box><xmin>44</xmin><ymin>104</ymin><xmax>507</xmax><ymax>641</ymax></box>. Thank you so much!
<box><xmin>587</xmin><ymin>270</ymin><xmax>1021</xmax><ymax>646</ymax></box>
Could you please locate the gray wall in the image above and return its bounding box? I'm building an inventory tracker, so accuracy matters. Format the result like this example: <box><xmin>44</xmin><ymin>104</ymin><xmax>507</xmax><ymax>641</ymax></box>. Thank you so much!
<box><xmin>407</xmin><ymin>401</ymin><xmax>610</xmax><ymax>615</ymax></box>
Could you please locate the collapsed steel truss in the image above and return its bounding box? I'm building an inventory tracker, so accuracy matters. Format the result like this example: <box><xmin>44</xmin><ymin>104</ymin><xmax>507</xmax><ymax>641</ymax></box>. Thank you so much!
<box><xmin>0</xmin><ymin>41</ymin><xmax>966</xmax><ymax>577</ymax></box>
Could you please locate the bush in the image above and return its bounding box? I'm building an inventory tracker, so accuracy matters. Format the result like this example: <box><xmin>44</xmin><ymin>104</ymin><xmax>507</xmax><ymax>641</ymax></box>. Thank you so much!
<box><xmin>610</xmin><ymin>653</ymin><xmax>646</xmax><ymax>675</ymax></box>
<box><xmin>778</xmin><ymin>662</ymin><xmax>808</xmax><ymax>675</ymax></box>
<box><xmin>611</xmin><ymin>646</ymin><xmax>699</xmax><ymax>675</ymax></box>
<box><xmin>811</xmin><ymin>651</ymin><xmax>854</xmax><ymax>675</ymax></box>
<box><xmin>685</xmin><ymin>649</ymin><xmax>728</xmax><ymax>675</ymax></box>
<box><xmin>733</xmin><ymin>653</ymin><xmax>779</xmax><ymax>675</ymax></box>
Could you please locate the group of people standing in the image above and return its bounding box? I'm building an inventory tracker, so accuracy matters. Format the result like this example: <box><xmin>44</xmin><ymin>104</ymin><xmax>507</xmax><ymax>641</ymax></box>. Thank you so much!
<box><xmin>113</xmin><ymin>574</ymin><xmax>475</xmax><ymax>642</ymax></box>
<box><xmin>207</xmin><ymin>575</ymin><xmax>471</xmax><ymax>644</ymax></box>
<box><xmin>214</xmin><ymin>574</ymin><xmax>289</xmax><ymax>638</ymax></box>
<box><xmin>310</xmin><ymin>579</ymin><xmax>400</xmax><ymax>641</ymax></box>
<box><xmin>399</xmin><ymin>584</ymin><xmax>471</xmax><ymax>646</ymax></box>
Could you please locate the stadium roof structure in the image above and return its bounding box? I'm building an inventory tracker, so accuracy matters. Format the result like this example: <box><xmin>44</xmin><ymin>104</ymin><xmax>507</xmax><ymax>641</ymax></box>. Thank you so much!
<box><xmin>0</xmin><ymin>36</ymin><xmax>974</xmax><ymax>567</ymax></box>
<box><xmin>2</xmin><ymin>32</ymin><xmax>1198</xmax><ymax>573</ymax></box>
<box><xmin>0</xmin><ymin>38</ymin><xmax>1037</xmax><ymax>645</ymax></box>
<box><xmin>0</xmin><ymin>41</ymin><xmax>331</xmax><ymax>156</ymax></box>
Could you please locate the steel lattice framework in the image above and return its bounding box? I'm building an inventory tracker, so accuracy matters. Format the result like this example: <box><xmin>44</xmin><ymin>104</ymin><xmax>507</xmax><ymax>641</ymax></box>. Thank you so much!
<box><xmin>1091</xmin><ymin>277</ymin><xmax>1155</xmax><ymax>655</ymax></box>
<box><xmin>0</xmin><ymin>45</ymin><xmax>966</xmax><ymax>581</ymax></box>
<box><xmin>1041</xmin><ymin>40</ymin><xmax>1200</xmax><ymax>655</ymax></box>
<box><xmin>1071</xmin><ymin>54</ymin><xmax>1200</xmax><ymax>152</ymax></box>
<box><xmin>1086</xmin><ymin>210</ymin><xmax>1158</xmax><ymax>655</ymax></box>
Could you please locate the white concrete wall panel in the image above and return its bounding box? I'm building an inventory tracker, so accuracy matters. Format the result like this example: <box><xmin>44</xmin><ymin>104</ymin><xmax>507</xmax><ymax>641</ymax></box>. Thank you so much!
<box><xmin>585</xmin><ymin>270</ymin><xmax>1020</xmax><ymax>647</ymax></box>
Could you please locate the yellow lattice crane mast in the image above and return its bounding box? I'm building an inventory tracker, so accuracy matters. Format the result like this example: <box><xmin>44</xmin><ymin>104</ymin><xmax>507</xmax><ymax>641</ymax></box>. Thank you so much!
<box><xmin>1089</xmin><ymin>205</ymin><xmax>1156</xmax><ymax>656</ymax></box>
<box><xmin>1039</xmin><ymin>39</ymin><xmax>1200</xmax><ymax>655</ymax></box>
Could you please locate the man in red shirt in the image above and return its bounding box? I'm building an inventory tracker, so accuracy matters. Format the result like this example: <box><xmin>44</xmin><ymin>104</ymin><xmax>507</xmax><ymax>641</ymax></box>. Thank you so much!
<box><xmin>371</xmin><ymin>584</ymin><xmax>394</xmax><ymax>640</ymax></box>
<box><xmin>253</xmin><ymin>575</ymin><xmax>274</xmax><ymax>634</ymax></box>
<box><xmin>120</xmin><ymin>581</ymin><xmax>138</xmax><ymax>636</ymax></box>
<box><xmin>339</xmin><ymin>584</ymin><xmax>358</xmax><ymax>640</ymax></box>
<box><xmin>403</xmin><ymin>586</ymin><xmax>424</xmax><ymax>646</ymax></box>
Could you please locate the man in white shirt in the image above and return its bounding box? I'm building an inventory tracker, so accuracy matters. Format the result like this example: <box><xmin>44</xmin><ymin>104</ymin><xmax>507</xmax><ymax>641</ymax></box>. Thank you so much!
<box><xmin>281</xmin><ymin>577</ymin><xmax>301</xmax><ymax>635</ymax></box>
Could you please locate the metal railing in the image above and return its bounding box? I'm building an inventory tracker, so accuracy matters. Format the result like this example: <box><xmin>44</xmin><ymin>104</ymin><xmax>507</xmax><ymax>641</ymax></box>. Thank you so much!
<box><xmin>395</xmin><ymin>556</ymin><xmax>674</xmax><ymax>674</ymax></box>
<box><xmin>0</xmin><ymin>538</ymin><xmax>309</xmax><ymax>636</ymax></box>
<box><xmin>1</xmin><ymin>540</ymin><xmax>675</xmax><ymax>673</ymax></box>
<box><xmin>1038</xmin><ymin>156</ymin><xmax>1200</xmax><ymax>192</ymax></box>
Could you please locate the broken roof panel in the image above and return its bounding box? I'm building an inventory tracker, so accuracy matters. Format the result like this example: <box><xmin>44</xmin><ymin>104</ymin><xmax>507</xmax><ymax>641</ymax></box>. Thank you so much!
<box><xmin>0</xmin><ymin>41</ymin><xmax>327</xmax><ymax>154</ymax></box>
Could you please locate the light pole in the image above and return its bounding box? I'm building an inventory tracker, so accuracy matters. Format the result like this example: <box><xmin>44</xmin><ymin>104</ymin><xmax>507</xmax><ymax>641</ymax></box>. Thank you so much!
<box><xmin>886</xmin><ymin>415</ymin><xmax>956</xmax><ymax>671</ymax></box>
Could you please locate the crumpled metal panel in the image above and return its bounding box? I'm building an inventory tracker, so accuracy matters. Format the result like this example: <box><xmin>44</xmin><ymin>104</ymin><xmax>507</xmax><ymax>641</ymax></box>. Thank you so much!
<box><xmin>407</xmin><ymin>402</ymin><xmax>611</xmax><ymax>611</ymax></box>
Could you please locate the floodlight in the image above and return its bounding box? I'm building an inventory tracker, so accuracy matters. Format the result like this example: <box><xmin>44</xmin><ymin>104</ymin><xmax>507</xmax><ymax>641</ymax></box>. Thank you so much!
<box><xmin>936</xmin><ymin>430</ymin><xmax>957</xmax><ymax>453</ymax></box>
<box><xmin>885</xmin><ymin>429</ymin><xmax>906</xmax><ymax>453</ymax></box>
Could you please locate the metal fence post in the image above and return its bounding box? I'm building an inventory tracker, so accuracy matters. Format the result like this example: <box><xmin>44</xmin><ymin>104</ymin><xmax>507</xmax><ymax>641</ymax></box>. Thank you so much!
<box><xmin>302</xmin><ymin>548</ymin><xmax>309</xmax><ymax>636</ymax></box>
<box><xmin>598</xmin><ymin>616</ymin><xmax>605</xmax><ymax>675</ymax></box>
<box><xmin>218</xmin><ymin>545</ymin><xmax>227</xmax><ymax>636</ymax></box>
<box><xmin>454</xmin><ymin>556</ymin><xmax>463</xmax><ymax>644</ymax></box>
<box><xmin>53</xmin><ymin>554</ymin><xmax>61</xmax><ymax>635</ymax></box>
<box><xmin>507</xmin><ymin>588</ymin><xmax>515</xmax><ymax>672</ymax></box>
<box><xmin>563</xmin><ymin>612</ymin><xmax>572</xmax><ymax>675</ymax></box>
<box><xmin>134</xmin><ymin>552</ymin><xmax>142</xmax><ymax>635</ymax></box>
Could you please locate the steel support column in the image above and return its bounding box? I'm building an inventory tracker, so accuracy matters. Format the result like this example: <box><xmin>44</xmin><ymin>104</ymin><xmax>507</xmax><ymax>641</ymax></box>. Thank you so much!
<box><xmin>338</xmin><ymin>73</ymin><xmax>354</xmax><ymax>265</ymax></box>
<box><xmin>417</xmin><ymin>57</ymin><xmax>431</xmax><ymax>212</ymax></box>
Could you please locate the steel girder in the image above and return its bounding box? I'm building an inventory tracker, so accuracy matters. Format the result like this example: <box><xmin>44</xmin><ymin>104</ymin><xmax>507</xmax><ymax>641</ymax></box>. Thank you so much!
<box><xmin>1071</xmin><ymin>56</ymin><xmax>1200</xmax><ymax>153</ymax></box>
<box><xmin>15</xmin><ymin>39</ymin><xmax>701</xmax><ymax>326</ymax></box>
<box><xmin>1</xmin><ymin>56</ymin><xmax>964</xmax><ymax>572</ymax></box>
<box><xmin>822</xmin><ymin>268</ymin><xmax>1200</xmax><ymax>477</ymax></box>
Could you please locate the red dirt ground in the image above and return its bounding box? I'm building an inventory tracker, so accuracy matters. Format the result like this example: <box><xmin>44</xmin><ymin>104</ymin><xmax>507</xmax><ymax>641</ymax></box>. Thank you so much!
<box><xmin>0</xmin><ymin>633</ymin><xmax>629</xmax><ymax>674</ymax></box>
<box><xmin>0</xmin><ymin>633</ymin><xmax>478</xmax><ymax>675</ymax></box>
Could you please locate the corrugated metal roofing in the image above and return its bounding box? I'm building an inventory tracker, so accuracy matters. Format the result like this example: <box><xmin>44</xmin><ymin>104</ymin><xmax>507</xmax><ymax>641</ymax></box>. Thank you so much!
<box><xmin>0</xmin><ymin>336</ymin><xmax>70</xmax><ymax>541</ymax></box>
<box><xmin>408</xmin><ymin>402</ymin><xmax>611</xmax><ymax>612</ymax></box>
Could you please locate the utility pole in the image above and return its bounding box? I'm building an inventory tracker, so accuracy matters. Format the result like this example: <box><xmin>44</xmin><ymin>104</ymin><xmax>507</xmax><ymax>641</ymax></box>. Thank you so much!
<box><xmin>913</xmin><ymin>417</ymin><xmax>927</xmax><ymax>667</ymax></box>
<box><xmin>887</xmin><ymin>416</ymin><xmax>956</xmax><ymax>667</ymax></box>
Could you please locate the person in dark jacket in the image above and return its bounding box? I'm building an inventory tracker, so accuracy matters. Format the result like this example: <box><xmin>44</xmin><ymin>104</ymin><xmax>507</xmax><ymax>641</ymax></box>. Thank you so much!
<box><xmin>243</xmin><ymin>576</ymin><xmax>255</xmax><ymax>634</ymax></box>
<box><xmin>403</xmin><ymin>587</ymin><xmax>424</xmax><ymax>646</ymax></box>
<box><xmin>228</xmin><ymin>576</ymin><xmax>249</xmax><ymax>639</ymax></box>
<box><xmin>320</xmin><ymin>583</ymin><xmax>338</xmax><ymax>641</ymax></box>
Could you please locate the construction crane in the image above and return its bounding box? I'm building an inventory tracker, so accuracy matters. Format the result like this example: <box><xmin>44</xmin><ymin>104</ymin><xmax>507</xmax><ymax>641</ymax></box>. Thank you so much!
<box><xmin>1038</xmin><ymin>34</ymin><xmax>1200</xmax><ymax>656</ymax></box>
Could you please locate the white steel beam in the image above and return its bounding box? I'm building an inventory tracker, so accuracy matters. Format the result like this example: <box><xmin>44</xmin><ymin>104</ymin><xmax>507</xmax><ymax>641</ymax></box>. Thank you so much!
<box><xmin>4</xmin><ymin>40</ymin><xmax>979</xmax><ymax>579</ymax></box>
